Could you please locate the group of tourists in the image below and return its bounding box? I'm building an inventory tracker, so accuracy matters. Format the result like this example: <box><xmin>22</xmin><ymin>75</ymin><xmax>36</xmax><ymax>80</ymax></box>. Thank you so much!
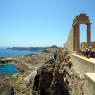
<box><xmin>85</xmin><ymin>48</ymin><xmax>95</xmax><ymax>58</ymax></box>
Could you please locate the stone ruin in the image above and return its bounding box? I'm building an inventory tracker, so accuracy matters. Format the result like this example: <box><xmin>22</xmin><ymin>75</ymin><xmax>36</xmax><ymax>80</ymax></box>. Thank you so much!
<box><xmin>64</xmin><ymin>14</ymin><xmax>91</xmax><ymax>53</ymax></box>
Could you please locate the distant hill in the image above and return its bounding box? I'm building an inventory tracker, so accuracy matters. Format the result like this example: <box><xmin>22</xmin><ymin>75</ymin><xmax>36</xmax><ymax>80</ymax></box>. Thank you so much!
<box><xmin>50</xmin><ymin>45</ymin><xmax>58</xmax><ymax>48</ymax></box>
<box><xmin>7</xmin><ymin>45</ymin><xmax>58</xmax><ymax>51</ymax></box>
<box><xmin>7</xmin><ymin>47</ymin><xmax>47</xmax><ymax>51</ymax></box>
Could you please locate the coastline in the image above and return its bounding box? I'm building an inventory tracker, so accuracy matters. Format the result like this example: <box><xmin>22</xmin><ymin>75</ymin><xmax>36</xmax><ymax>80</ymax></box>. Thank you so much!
<box><xmin>0</xmin><ymin>47</ymin><xmax>56</xmax><ymax>77</ymax></box>
<box><xmin>0</xmin><ymin>47</ymin><xmax>57</xmax><ymax>95</ymax></box>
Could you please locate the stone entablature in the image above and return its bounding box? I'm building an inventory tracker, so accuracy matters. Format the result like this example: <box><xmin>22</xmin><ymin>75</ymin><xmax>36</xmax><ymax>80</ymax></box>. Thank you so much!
<box><xmin>73</xmin><ymin>14</ymin><xmax>90</xmax><ymax>26</ymax></box>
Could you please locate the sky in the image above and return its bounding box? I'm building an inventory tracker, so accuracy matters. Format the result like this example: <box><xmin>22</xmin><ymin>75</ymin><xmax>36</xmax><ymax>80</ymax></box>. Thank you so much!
<box><xmin>0</xmin><ymin>0</ymin><xmax>95</xmax><ymax>47</ymax></box>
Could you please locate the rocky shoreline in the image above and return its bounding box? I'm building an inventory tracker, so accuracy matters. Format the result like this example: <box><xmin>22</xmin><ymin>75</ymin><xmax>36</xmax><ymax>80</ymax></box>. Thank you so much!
<box><xmin>0</xmin><ymin>48</ymin><xmax>85</xmax><ymax>95</ymax></box>
<box><xmin>0</xmin><ymin>48</ymin><xmax>57</xmax><ymax>95</ymax></box>
<box><xmin>0</xmin><ymin>48</ymin><xmax>56</xmax><ymax>74</ymax></box>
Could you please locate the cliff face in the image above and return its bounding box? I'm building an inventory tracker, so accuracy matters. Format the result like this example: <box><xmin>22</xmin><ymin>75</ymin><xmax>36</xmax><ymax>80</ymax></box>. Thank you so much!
<box><xmin>0</xmin><ymin>48</ymin><xmax>85</xmax><ymax>95</ymax></box>
<box><xmin>57</xmin><ymin>49</ymin><xmax>85</xmax><ymax>95</ymax></box>
<box><xmin>54</xmin><ymin>49</ymin><xmax>85</xmax><ymax>95</ymax></box>
<box><xmin>31</xmin><ymin>48</ymin><xmax>72</xmax><ymax>95</ymax></box>
<box><xmin>32</xmin><ymin>48</ymin><xmax>85</xmax><ymax>95</ymax></box>
<box><xmin>0</xmin><ymin>48</ymin><xmax>56</xmax><ymax>95</ymax></box>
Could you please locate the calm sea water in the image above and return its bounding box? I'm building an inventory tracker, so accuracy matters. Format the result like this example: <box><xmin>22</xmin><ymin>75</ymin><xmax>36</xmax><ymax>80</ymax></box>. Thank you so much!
<box><xmin>0</xmin><ymin>49</ymin><xmax>42</xmax><ymax>75</ymax></box>
<box><xmin>0</xmin><ymin>49</ymin><xmax>40</xmax><ymax>57</ymax></box>
<box><xmin>0</xmin><ymin>64</ymin><xmax>20</xmax><ymax>75</ymax></box>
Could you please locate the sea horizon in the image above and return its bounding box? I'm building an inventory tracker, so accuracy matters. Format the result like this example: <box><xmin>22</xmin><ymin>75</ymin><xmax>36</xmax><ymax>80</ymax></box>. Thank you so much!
<box><xmin>0</xmin><ymin>48</ymin><xmax>42</xmax><ymax>57</ymax></box>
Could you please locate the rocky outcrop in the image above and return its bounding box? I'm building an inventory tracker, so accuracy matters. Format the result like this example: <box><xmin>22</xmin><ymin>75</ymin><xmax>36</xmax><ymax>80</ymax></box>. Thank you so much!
<box><xmin>69</xmin><ymin>69</ymin><xmax>85</xmax><ymax>95</ymax></box>
<box><xmin>0</xmin><ymin>48</ymin><xmax>56</xmax><ymax>95</ymax></box>
<box><xmin>31</xmin><ymin>48</ymin><xmax>85</xmax><ymax>95</ymax></box>
<box><xmin>32</xmin><ymin>48</ymin><xmax>72</xmax><ymax>95</ymax></box>
<box><xmin>0</xmin><ymin>48</ymin><xmax>85</xmax><ymax>95</ymax></box>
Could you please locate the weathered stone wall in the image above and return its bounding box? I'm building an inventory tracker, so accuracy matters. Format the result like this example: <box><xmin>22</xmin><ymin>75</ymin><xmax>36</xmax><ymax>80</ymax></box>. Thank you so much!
<box><xmin>71</xmin><ymin>54</ymin><xmax>95</xmax><ymax>73</ymax></box>
<box><xmin>84</xmin><ymin>73</ymin><xmax>95</xmax><ymax>95</ymax></box>
<box><xmin>71</xmin><ymin>54</ymin><xmax>95</xmax><ymax>95</ymax></box>
<box><xmin>64</xmin><ymin>29</ymin><xmax>73</xmax><ymax>51</ymax></box>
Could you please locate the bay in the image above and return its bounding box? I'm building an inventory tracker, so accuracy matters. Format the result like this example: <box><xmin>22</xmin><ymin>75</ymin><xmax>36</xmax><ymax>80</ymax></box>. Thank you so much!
<box><xmin>0</xmin><ymin>64</ymin><xmax>20</xmax><ymax>75</ymax></box>
<box><xmin>0</xmin><ymin>49</ymin><xmax>41</xmax><ymax>57</ymax></box>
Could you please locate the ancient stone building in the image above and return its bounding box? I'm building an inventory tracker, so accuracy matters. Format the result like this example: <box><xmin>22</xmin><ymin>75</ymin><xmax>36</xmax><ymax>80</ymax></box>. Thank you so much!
<box><xmin>64</xmin><ymin>14</ymin><xmax>91</xmax><ymax>53</ymax></box>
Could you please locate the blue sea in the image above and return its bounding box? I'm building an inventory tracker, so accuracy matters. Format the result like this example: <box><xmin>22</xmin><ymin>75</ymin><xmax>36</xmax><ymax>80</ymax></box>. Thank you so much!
<box><xmin>0</xmin><ymin>48</ymin><xmax>41</xmax><ymax>57</ymax></box>
<box><xmin>0</xmin><ymin>64</ymin><xmax>20</xmax><ymax>75</ymax></box>
<box><xmin>0</xmin><ymin>48</ymin><xmax>42</xmax><ymax>75</ymax></box>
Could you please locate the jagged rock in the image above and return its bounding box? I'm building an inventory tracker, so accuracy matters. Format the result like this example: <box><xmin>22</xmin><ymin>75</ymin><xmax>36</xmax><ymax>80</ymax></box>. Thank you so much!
<box><xmin>0</xmin><ymin>75</ymin><xmax>12</xmax><ymax>95</ymax></box>
<box><xmin>0</xmin><ymin>48</ymin><xmax>85</xmax><ymax>95</ymax></box>
<box><xmin>32</xmin><ymin>48</ymin><xmax>71</xmax><ymax>95</ymax></box>
<box><xmin>69</xmin><ymin>70</ymin><xmax>85</xmax><ymax>95</ymax></box>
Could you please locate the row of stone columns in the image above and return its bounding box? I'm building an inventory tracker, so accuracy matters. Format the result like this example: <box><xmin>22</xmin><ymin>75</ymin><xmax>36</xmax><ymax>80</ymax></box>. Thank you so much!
<box><xmin>73</xmin><ymin>23</ymin><xmax>91</xmax><ymax>52</ymax></box>
<box><xmin>87</xmin><ymin>23</ymin><xmax>91</xmax><ymax>47</ymax></box>
<box><xmin>73</xmin><ymin>24</ymin><xmax>80</xmax><ymax>52</ymax></box>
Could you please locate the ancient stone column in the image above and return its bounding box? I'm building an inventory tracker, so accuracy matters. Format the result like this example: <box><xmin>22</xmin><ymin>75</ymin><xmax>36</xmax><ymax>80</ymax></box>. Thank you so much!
<box><xmin>73</xmin><ymin>24</ymin><xmax>80</xmax><ymax>52</ymax></box>
<box><xmin>76</xmin><ymin>24</ymin><xmax>80</xmax><ymax>52</ymax></box>
<box><xmin>73</xmin><ymin>25</ymin><xmax>77</xmax><ymax>51</ymax></box>
<box><xmin>73</xmin><ymin>26</ymin><xmax>76</xmax><ymax>51</ymax></box>
<box><xmin>75</xmin><ymin>25</ymin><xmax>77</xmax><ymax>51</ymax></box>
<box><xmin>87</xmin><ymin>23</ymin><xmax>91</xmax><ymax>48</ymax></box>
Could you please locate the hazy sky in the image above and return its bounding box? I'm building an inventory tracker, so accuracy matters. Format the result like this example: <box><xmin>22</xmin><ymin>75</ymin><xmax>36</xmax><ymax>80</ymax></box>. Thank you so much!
<box><xmin>0</xmin><ymin>0</ymin><xmax>95</xmax><ymax>47</ymax></box>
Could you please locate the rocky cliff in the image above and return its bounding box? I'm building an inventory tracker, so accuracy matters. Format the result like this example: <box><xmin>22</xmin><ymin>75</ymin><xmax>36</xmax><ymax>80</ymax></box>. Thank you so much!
<box><xmin>0</xmin><ymin>48</ymin><xmax>85</xmax><ymax>95</ymax></box>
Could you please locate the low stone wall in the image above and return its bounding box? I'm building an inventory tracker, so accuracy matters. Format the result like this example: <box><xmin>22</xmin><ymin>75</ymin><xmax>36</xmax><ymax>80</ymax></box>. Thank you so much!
<box><xmin>84</xmin><ymin>73</ymin><xmax>95</xmax><ymax>95</ymax></box>
<box><xmin>71</xmin><ymin>54</ymin><xmax>95</xmax><ymax>73</ymax></box>
<box><xmin>71</xmin><ymin>54</ymin><xmax>95</xmax><ymax>95</ymax></box>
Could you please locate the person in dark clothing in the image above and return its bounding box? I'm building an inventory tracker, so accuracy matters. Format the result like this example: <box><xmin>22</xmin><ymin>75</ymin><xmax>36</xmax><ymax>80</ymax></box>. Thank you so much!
<box><xmin>85</xmin><ymin>48</ymin><xmax>91</xmax><ymax>58</ymax></box>
<box><xmin>33</xmin><ymin>73</ymin><xmax>40</xmax><ymax>91</ymax></box>
<box><xmin>91</xmin><ymin>50</ymin><xmax>95</xmax><ymax>58</ymax></box>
